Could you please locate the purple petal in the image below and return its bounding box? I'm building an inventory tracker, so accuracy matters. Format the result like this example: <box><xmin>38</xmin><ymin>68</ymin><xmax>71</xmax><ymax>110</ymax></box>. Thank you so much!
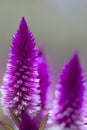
<box><xmin>52</xmin><ymin>53</ymin><xmax>85</xmax><ymax>129</ymax></box>
<box><xmin>38</xmin><ymin>50</ymin><xmax>51</xmax><ymax>109</ymax></box>
<box><xmin>20</xmin><ymin>112</ymin><xmax>38</xmax><ymax>130</ymax></box>
<box><xmin>1</xmin><ymin>17</ymin><xmax>41</xmax><ymax>118</ymax></box>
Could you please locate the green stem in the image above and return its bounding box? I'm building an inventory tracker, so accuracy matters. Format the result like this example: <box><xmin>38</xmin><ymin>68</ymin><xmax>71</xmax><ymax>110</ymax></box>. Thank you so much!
<box><xmin>0</xmin><ymin>120</ymin><xmax>14</xmax><ymax>130</ymax></box>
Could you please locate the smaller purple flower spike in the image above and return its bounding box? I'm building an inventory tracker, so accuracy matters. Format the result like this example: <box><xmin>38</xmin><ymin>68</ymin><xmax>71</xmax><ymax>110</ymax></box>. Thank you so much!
<box><xmin>1</xmin><ymin>17</ymin><xmax>41</xmax><ymax>118</ymax></box>
<box><xmin>38</xmin><ymin>50</ymin><xmax>51</xmax><ymax>110</ymax></box>
<box><xmin>51</xmin><ymin>53</ymin><xmax>86</xmax><ymax>130</ymax></box>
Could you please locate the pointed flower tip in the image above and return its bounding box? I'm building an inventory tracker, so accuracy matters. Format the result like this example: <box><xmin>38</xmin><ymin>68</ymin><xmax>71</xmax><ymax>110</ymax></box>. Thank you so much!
<box><xmin>38</xmin><ymin>49</ymin><xmax>44</xmax><ymax>58</ymax></box>
<box><xmin>20</xmin><ymin>17</ymin><xmax>28</xmax><ymax>29</ymax></box>
<box><xmin>72</xmin><ymin>51</ymin><xmax>79</xmax><ymax>61</ymax></box>
<box><xmin>69</xmin><ymin>52</ymin><xmax>80</xmax><ymax>67</ymax></box>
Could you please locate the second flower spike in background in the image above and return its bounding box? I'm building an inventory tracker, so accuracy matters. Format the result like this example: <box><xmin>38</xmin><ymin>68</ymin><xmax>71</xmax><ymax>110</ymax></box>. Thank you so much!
<box><xmin>51</xmin><ymin>53</ymin><xmax>86</xmax><ymax>130</ymax></box>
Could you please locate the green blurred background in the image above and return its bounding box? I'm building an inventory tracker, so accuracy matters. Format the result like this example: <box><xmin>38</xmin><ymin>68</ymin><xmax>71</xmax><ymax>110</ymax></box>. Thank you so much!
<box><xmin>0</xmin><ymin>0</ymin><xmax>87</xmax><ymax>129</ymax></box>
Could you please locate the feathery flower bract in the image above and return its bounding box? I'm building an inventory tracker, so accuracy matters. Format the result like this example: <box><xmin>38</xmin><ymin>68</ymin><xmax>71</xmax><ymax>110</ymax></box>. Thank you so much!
<box><xmin>52</xmin><ymin>53</ymin><xmax>85</xmax><ymax>130</ymax></box>
<box><xmin>1</xmin><ymin>17</ymin><xmax>41</xmax><ymax>118</ymax></box>
<box><xmin>38</xmin><ymin>50</ymin><xmax>51</xmax><ymax>110</ymax></box>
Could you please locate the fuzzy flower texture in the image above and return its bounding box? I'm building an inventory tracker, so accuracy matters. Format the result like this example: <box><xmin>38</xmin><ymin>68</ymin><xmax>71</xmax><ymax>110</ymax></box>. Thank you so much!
<box><xmin>0</xmin><ymin>17</ymin><xmax>87</xmax><ymax>130</ymax></box>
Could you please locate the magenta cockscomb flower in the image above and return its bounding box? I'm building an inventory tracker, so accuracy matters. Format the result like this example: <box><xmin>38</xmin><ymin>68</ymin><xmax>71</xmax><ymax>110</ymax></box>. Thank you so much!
<box><xmin>38</xmin><ymin>50</ymin><xmax>51</xmax><ymax>110</ymax></box>
<box><xmin>51</xmin><ymin>53</ymin><xmax>85</xmax><ymax>130</ymax></box>
<box><xmin>1</xmin><ymin>17</ymin><xmax>41</xmax><ymax>118</ymax></box>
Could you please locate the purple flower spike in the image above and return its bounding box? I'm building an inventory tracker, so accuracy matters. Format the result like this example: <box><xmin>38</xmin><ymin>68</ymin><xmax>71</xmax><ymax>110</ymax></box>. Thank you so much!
<box><xmin>1</xmin><ymin>17</ymin><xmax>41</xmax><ymax>118</ymax></box>
<box><xmin>52</xmin><ymin>53</ymin><xmax>85</xmax><ymax>129</ymax></box>
<box><xmin>38</xmin><ymin>50</ymin><xmax>51</xmax><ymax>109</ymax></box>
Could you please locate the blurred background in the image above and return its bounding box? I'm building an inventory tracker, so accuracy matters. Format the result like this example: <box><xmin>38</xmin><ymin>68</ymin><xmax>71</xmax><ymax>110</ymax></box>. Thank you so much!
<box><xmin>0</xmin><ymin>0</ymin><xmax>87</xmax><ymax>129</ymax></box>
